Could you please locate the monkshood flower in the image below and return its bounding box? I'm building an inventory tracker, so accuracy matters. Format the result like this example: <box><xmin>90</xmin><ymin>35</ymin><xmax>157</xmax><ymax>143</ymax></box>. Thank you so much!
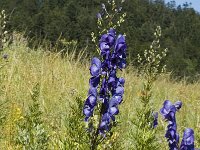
<box><xmin>160</xmin><ymin>100</ymin><xmax>182</xmax><ymax>120</ymax></box>
<box><xmin>160</xmin><ymin>100</ymin><xmax>182</xmax><ymax>150</ymax></box>
<box><xmin>99</xmin><ymin>77</ymin><xmax>125</xmax><ymax>134</ymax></box>
<box><xmin>101</xmin><ymin>3</ymin><xmax>106</xmax><ymax>10</ymax></box>
<box><xmin>174</xmin><ymin>101</ymin><xmax>182</xmax><ymax>110</ymax></box>
<box><xmin>99</xmin><ymin>28</ymin><xmax>116</xmax><ymax>60</ymax></box>
<box><xmin>98</xmin><ymin>29</ymin><xmax>126</xmax><ymax>134</ymax></box>
<box><xmin>97</xmin><ymin>13</ymin><xmax>102</xmax><ymax>19</ymax></box>
<box><xmin>113</xmin><ymin>34</ymin><xmax>126</xmax><ymax>69</ymax></box>
<box><xmin>83</xmin><ymin>57</ymin><xmax>101</xmax><ymax>121</ymax></box>
<box><xmin>180</xmin><ymin>128</ymin><xmax>195</xmax><ymax>150</ymax></box>
<box><xmin>153</xmin><ymin>112</ymin><xmax>158</xmax><ymax>128</ymax></box>
<box><xmin>83</xmin><ymin>28</ymin><xmax>127</xmax><ymax>135</ymax></box>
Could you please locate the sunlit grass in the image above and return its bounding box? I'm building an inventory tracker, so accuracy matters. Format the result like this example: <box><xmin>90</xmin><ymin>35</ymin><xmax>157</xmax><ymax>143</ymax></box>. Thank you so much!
<box><xmin>0</xmin><ymin>36</ymin><xmax>199</xmax><ymax>149</ymax></box>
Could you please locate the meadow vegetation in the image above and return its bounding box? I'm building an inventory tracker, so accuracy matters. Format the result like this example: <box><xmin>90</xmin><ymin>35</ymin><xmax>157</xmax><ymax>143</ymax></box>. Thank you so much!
<box><xmin>0</xmin><ymin>33</ymin><xmax>199</xmax><ymax>149</ymax></box>
<box><xmin>0</xmin><ymin>1</ymin><xmax>199</xmax><ymax>149</ymax></box>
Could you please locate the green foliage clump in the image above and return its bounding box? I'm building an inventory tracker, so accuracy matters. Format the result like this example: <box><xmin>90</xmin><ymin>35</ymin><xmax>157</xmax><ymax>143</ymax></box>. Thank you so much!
<box><xmin>15</xmin><ymin>84</ymin><xmax>49</xmax><ymax>150</ymax></box>
<box><xmin>60</xmin><ymin>96</ymin><xmax>89</xmax><ymax>149</ymax></box>
<box><xmin>0</xmin><ymin>34</ymin><xmax>199</xmax><ymax>148</ymax></box>
<box><xmin>130</xmin><ymin>26</ymin><xmax>167</xmax><ymax>150</ymax></box>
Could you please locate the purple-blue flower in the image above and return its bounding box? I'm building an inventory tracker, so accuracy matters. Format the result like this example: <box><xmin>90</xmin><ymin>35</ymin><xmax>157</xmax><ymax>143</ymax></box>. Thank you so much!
<box><xmin>114</xmin><ymin>34</ymin><xmax>127</xmax><ymax>69</ymax></box>
<box><xmin>90</xmin><ymin>57</ymin><xmax>101</xmax><ymax>77</ymax></box>
<box><xmin>165</xmin><ymin>121</ymin><xmax>179</xmax><ymax>150</ymax></box>
<box><xmin>160</xmin><ymin>100</ymin><xmax>180</xmax><ymax>121</ymax></box>
<box><xmin>99</xmin><ymin>30</ymin><xmax>116</xmax><ymax>59</ymax></box>
<box><xmin>180</xmin><ymin>128</ymin><xmax>195</xmax><ymax>150</ymax></box>
<box><xmin>160</xmin><ymin>100</ymin><xmax>182</xmax><ymax>150</ymax></box>
<box><xmin>83</xmin><ymin>28</ymin><xmax>126</xmax><ymax>135</ymax></box>
<box><xmin>83</xmin><ymin>57</ymin><xmax>101</xmax><ymax>121</ymax></box>
<box><xmin>153</xmin><ymin>112</ymin><xmax>158</xmax><ymax>128</ymax></box>
<box><xmin>174</xmin><ymin>101</ymin><xmax>182</xmax><ymax>110</ymax></box>
<box><xmin>89</xmin><ymin>57</ymin><xmax>101</xmax><ymax>88</ymax></box>
<box><xmin>99</xmin><ymin>74</ymin><xmax>125</xmax><ymax>134</ymax></box>
<box><xmin>101</xmin><ymin>3</ymin><xmax>106</xmax><ymax>10</ymax></box>
<box><xmin>97</xmin><ymin>13</ymin><xmax>102</xmax><ymax>19</ymax></box>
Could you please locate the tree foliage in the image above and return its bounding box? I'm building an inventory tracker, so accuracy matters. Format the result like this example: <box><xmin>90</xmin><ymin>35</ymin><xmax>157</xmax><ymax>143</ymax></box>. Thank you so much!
<box><xmin>0</xmin><ymin>0</ymin><xmax>200</xmax><ymax>79</ymax></box>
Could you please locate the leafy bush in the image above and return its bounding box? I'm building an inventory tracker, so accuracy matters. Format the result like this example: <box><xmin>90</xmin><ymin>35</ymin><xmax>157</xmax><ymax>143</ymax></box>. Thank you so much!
<box><xmin>15</xmin><ymin>84</ymin><xmax>49</xmax><ymax>149</ymax></box>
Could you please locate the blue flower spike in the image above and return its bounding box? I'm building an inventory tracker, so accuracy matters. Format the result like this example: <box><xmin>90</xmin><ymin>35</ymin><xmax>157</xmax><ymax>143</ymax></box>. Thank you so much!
<box><xmin>160</xmin><ymin>100</ymin><xmax>182</xmax><ymax>150</ymax></box>
<box><xmin>83</xmin><ymin>28</ymin><xmax>127</xmax><ymax>135</ymax></box>
<box><xmin>83</xmin><ymin>58</ymin><xmax>102</xmax><ymax>121</ymax></box>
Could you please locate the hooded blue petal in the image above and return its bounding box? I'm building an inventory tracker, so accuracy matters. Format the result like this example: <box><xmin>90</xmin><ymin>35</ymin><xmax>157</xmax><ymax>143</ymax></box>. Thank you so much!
<box><xmin>109</xmin><ymin>107</ymin><xmax>119</xmax><ymax>116</ymax></box>
<box><xmin>180</xmin><ymin>128</ymin><xmax>195</xmax><ymax>150</ymax></box>
<box><xmin>115</xmin><ymin>86</ymin><xmax>124</xmax><ymax>95</ymax></box>
<box><xmin>115</xmin><ymin>34</ymin><xmax>126</xmax><ymax>52</ymax></box>
<box><xmin>97</xmin><ymin>13</ymin><xmax>102</xmax><ymax>19</ymax></box>
<box><xmin>90</xmin><ymin>57</ymin><xmax>101</xmax><ymax>77</ymax></box>
<box><xmin>174</xmin><ymin>101</ymin><xmax>182</xmax><ymax>110</ymax></box>
<box><xmin>90</xmin><ymin>76</ymin><xmax>100</xmax><ymax>88</ymax></box>
<box><xmin>88</xmin><ymin>87</ymin><xmax>98</xmax><ymax>97</ymax></box>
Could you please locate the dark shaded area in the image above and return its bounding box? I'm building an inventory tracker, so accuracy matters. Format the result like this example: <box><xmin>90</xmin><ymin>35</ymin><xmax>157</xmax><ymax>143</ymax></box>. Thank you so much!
<box><xmin>1</xmin><ymin>0</ymin><xmax>200</xmax><ymax>80</ymax></box>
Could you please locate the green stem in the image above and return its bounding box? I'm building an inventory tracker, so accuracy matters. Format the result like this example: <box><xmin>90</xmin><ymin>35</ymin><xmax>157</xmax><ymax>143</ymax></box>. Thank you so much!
<box><xmin>90</xmin><ymin>102</ymin><xmax>104</xmax><ymax>150</ymax></box>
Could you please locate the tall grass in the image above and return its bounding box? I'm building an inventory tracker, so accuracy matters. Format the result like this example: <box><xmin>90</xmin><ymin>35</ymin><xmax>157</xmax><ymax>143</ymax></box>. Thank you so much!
<box><xmin>0</xmin><ymin>34</ymin><xmax>199</xmax><ymax>149</ymax></box>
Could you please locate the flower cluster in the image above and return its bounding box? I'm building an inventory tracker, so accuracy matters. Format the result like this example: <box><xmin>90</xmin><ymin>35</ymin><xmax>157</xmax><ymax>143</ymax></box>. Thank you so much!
<box><xmin>180</xmin><ymin>128</ymin><xmax>195</xmax><ymax>150</ymax></box>
<box><xmin>0</xmin><ymin>10</ymin><xmax>8</xmax><ymax>50</ymax></box>
<box><xmin>83</xmin><ymin>28</ymin><xmax>126</xmax><ymax>134</ymax></box>
<box><xmin>160</xmin><ymin>100</ymin><xmax>182</xmax><ymax>150</ymax></box>
<box><xmin>83</xmin><ymin>57</ymin><xmax>101</xmax><ymax>121</ymax></box>
<box><xmin>160</xmin><ymin>100</ymin><xmax>199</xmax><ymax>150</ymax></box>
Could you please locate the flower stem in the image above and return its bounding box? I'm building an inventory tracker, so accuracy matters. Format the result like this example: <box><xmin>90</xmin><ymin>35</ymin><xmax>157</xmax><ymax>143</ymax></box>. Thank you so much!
<box><xmin>90</xmin><ymin>103</ymin><xmax>104</xmax><ymax>150</ymax></box>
